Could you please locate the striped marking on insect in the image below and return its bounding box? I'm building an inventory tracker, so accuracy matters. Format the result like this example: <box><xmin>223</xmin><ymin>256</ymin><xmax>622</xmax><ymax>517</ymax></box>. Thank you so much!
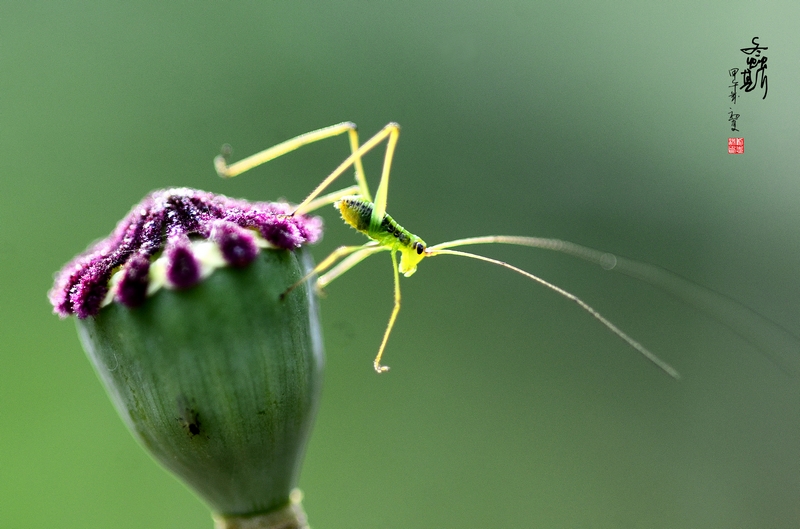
<box><xmin>215</xmin><ymin>122</ymin><xmax>680</xmax><ymax>379</ymax></box>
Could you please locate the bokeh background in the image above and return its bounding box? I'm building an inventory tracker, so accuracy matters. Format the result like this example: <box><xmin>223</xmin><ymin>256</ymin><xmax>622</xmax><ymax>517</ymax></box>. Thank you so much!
<box><xmin>3</xmin><ymin>2</ymin><xmax>799</xmax><ymax>527</ymax></box>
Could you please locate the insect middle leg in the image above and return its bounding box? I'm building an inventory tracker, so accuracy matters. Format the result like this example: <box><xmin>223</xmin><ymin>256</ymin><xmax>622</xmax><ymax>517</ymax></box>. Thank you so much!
<box><xmin>372</xmin><ymin>251</ymin><xmax>402</xmax><ymax>373</ymax></box>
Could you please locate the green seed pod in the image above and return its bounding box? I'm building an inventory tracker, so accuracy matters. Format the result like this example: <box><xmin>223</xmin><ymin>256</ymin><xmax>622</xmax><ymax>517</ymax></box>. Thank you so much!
<box><xmin>50</xmin><ymin>189</ymin><xmax>324</xmax><ymax>526</ymax></box>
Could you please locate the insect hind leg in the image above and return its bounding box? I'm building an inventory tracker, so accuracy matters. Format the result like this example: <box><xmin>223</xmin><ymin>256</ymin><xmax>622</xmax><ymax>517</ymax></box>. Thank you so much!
<box><xmin>293</xmin><ymin>122</ymin><xmax>400</xmax><ymax>218</ymax></box>
<box><xmin>214</xmin><ymin>122</ymin><xmax>368</xmax><ymax>197</ymax></box>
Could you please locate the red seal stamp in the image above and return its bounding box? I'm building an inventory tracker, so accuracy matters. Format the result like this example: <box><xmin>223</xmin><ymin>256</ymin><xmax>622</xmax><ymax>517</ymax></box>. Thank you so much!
<box><xmin>728</xmin><ymin>137</ymin><xmax>744</xmax><ymax>154</ymax></box>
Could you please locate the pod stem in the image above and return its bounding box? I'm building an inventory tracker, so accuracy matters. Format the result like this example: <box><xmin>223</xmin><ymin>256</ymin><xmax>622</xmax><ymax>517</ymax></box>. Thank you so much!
<box><xmin>213</xmin><ymin>491</ymin><xmax>309</xmax><ymax>529</ymax></box>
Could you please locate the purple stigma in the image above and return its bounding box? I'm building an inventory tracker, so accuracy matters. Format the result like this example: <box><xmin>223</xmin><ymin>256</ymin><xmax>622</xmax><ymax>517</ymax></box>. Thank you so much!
<box><xmin>166</xmin><ymin>238</ymin><xmax>201</xmax><ymax>289</ymax></box>
<box><xmin>71</xmin><ymin>266</ymin><xmax>112</xmax><ymax>319</ymax></box>
<box><xmin>49</xmin><ymin>188</ymin><xmax>323</xmax><ymax>318</ymax></box>
<box><xmin>259</xmin><ymin>216</ymin><xmax>303</xmax><ymax>249</ymax></box>
<box><xmin>212</xmin><ymin>221</ymin><xmax>258</xmax><ymax>267</ymax></box>
<box><xmin>116</xmin><ymin>253</ymin><xmax>151</xmax><ymax>308</ymax></box>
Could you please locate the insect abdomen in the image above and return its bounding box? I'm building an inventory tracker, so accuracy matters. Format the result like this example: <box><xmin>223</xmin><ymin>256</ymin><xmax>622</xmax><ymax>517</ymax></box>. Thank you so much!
<box><xmin>337</xmin><ymin>196</ymin><xmax>373</xmax><ymax>232</ymax></box>
<box><xmin>336</xmin><ymin>197</ymin><xmax>411</xmax><ymax>246</ymax></box>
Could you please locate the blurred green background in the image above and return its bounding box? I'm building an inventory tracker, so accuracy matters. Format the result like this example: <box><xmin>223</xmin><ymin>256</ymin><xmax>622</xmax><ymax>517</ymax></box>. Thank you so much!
<box><xmin>2</xmin><ymin>2</ymin><xmax>799</xmax><ymax>527</ymax></box>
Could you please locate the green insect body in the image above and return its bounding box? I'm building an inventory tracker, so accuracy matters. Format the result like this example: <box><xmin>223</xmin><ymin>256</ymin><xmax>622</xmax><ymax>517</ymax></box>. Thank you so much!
<box><xmin>336</xmin><ymin>195</ymin><xmax>426</xmax><ymax>277</ymax></box>
<box><xmin>215</xmin><ymin>121</ymin><xmax>681</xmax><ymax>378</ymax></box>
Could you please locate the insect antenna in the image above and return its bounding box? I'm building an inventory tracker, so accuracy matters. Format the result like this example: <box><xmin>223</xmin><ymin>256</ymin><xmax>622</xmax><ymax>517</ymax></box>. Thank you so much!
<box><xmin>431</xmin><ymin>236</ymin><xmax>800</xmax><ymax>378</ymax></box>
<box><xmin>427</xmin><ymin>247</ymin><xmax>681</xmax><ymax>379</ymax></box>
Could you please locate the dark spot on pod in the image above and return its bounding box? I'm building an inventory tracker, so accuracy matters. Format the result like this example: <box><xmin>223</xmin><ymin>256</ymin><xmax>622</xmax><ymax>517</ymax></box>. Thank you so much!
<box><xmin>116</xmin><ymin>253</ymin><xmax>151</xmax><ymax>307</ymax></box>
<box><xmin>177</xmin><ymin>407</ymin><xmax>201</xmax><ymax>437</ymax></box>
<box><xmin>166</xmin><ymin>241</ymin><xmax>200</xmax><ymax>289</ymax></box>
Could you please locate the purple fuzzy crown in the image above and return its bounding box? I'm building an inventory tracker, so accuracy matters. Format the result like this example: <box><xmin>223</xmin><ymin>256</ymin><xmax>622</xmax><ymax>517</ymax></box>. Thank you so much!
<box><xmin>50</xmin><ymin>188</ymin><xmax>322</xmax><ymax>319</ymax></box>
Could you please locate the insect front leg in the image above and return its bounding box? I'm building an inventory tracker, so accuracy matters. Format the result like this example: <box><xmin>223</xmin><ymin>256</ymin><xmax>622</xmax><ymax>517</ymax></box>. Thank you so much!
<box><xmin>316</xmin><ymin>246</ymin><xmax>387</xmax><ymax>291</ymax></box>
<box><xmin>280</xmin><ymin>243</ymin><xmax>379</xmax><ymax>300</ymax></box>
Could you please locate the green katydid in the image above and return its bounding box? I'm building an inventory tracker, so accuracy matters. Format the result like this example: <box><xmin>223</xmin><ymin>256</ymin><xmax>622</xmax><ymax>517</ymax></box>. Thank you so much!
<box><xmin>215</xmin><ymin>122</ymin><xmax>681</xmax><ymax>379</ymax></box>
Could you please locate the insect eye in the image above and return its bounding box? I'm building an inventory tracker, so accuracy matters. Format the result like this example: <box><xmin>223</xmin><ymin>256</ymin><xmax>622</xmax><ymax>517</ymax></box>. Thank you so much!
<box><xmin>415</xmin><ymin>242</ymin><xmax>424</xmax><ymax>254</ymax></box>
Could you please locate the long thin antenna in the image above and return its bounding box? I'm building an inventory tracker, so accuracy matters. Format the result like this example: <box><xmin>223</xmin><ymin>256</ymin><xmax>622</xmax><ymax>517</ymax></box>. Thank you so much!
<box><xmin>428</xmin><ymin>248</ymin><xmax>681</xmax><ymax>379</ymax></box>
<box><xmin>431</xmin><ymin>236</ymin><xmax>800</xmax><ymax>376</ymax></box>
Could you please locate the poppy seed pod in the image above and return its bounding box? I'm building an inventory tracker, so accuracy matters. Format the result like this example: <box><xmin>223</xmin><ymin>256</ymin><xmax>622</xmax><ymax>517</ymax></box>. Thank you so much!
<box><xmin>50</xmin><ymin>188</ymin><xmax>324</xmax><ymax>528</ymax></box>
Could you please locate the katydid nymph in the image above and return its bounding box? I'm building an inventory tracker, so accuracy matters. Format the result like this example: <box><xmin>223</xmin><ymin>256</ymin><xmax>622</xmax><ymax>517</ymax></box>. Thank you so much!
<box><xmin>215</xmin><ymin>122</ymin><xmax>681</xmax><ymax>379</ymax></box>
